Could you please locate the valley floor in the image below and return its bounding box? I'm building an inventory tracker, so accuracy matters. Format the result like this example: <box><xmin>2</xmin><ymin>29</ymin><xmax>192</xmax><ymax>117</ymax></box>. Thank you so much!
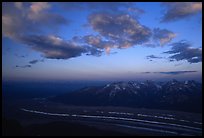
<box><xmin>2</xmin><ymin>98</ymin><xmax>202</xmax><ymax>136</ymax></box>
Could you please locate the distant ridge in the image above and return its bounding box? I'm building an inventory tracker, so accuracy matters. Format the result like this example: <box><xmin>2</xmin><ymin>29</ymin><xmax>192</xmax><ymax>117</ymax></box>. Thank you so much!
<box><xmin>51</xmin><ymin>80</ymin><xmax>202</xmax><ymax>113</ymax></box>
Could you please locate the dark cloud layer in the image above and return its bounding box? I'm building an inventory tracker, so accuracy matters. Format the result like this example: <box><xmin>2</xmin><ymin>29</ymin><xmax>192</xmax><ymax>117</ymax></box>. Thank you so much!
<box><xmin>161</xmin><ymin>2</ymin><xmax>202</xmax><ymax>22</ymax></box>
<box><xmin>20</xmin><ymin>35</ymin><xmax>102</xmax><ymax>59</ymax></box>
<box><xmin>142</xmin><ymin>71</ymin><xmax>197</xmax><ymax>75</ymax></box>
<box><xmin>164</xmin><ymin>40</ymin><xmax>202</xmax><ymax>63</ymax></box>
<box><xmin>21</xmin><ymin>35</ymin><xmax>87</xmax><ymax>59</ymax></box>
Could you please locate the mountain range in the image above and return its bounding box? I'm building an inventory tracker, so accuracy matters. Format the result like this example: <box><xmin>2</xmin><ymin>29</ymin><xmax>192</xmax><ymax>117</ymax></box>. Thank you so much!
<box><xmin>51</xmin><ymin>80</ymin><xmax>202</xmax><ymax>113</ymax></box>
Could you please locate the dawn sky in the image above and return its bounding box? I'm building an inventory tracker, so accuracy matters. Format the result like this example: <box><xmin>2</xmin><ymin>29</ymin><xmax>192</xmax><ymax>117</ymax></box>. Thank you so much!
<box><xmin>2</xmin><ymin>2</ymin><xmax>202</xmax><ymax>81</ymax></box>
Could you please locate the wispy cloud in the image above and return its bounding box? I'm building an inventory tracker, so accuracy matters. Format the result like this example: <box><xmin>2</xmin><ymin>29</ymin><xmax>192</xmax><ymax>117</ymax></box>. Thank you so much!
<box><xmin>146</xmin><ymin>55</ymin><xmax>163</xmax><ymax>59</ymax></box>
<box><xmin>29</xmin><ymin>59</ymin><xmax>44</xmax><ymax>64</ymax></box>
<box><xmin>15</xmin><ymin>65</ymin><xmax>32</xmax><ymax>68</ymax></box>
<box><xmin>174</xmin><ymin>63</ymin><xmax>183</xmax><ymax>66</ymax></box>
<box><xmin>15</xmin><ymin>53</ymin><xmax>27</xmax><ymax>58</ymax></box>
<box><xmin>156</xmin><ymin>71</ymin><xmax>197</xmax><ymax>75</ymax></box>
<box><xmin>142</xmin><ymin>71</ymin><xmax>197</xmax><ymax>75</ymax></box>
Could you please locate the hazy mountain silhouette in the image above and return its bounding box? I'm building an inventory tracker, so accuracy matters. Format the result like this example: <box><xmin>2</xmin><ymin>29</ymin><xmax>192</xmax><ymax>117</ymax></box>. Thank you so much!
<box><xmin>51</xmin><ymin>80</ymin><xmax>202</xmax><ymax>113</ymax></box>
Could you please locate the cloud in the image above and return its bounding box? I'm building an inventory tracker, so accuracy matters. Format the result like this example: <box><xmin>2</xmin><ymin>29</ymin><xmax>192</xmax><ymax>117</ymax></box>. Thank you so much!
<box><xmin>2</xmin><ymin>13</ymin><xmax>26</xmax><ymax>39</ymax></box>
<box><xmin>161</xmin><ymin>2</ymin><xmax>202</xmax><ymax>22</ymax></box>
<box><xmin>61</xmin><ymin>2</ymin><xmax>144</xmax><ymax>16</ymax></box>
<box><xmin>29</xmin><ymin>2</ymin><xmax>50</xmax><ymax>15</ymax></box>
<box><xmin>2</xmin><ymin>2</ymin><xmax>67</xmax><ymax>40</ymax></box>
<box><xmin>153</xmin><ymin>28</ymin><xmax>176</xmax><ymax>46</ymax></box>
<box><xmin>81</xmin><ymin>13</ymin><xmax>176</xmax><ymax>55</ymax></box>
<box><xmin>87</xmin><ymin>2</ymin><xmax>130</xmax><ymax>13</ymax></box>
<box><xmin>156</xmin><ymin>71</ymin><xmax>197</xmax><ymax>75</ymax></box>
<box><xmin>16</xmin><ymin>65</ymin><xmax>32</xmax><ymax>68</ymax></box>
<box><xmin>14</xmin><ymin>2</ymin><xmax>23</xmax><ymax>10</ymax></box>
<box><xmin>128</xmin><ymin>7</ymin><xmax>145</xmax><ymax>14</ymax></box>
<box><xmin>169</xmin><ymin>59</ymin><xmax>175</xmax><ymax>62</ymax></box>
<box><xmin>2</xmin><ymin>3</ymin><xmax>104</xmax><ymax>60</ymax></box>
<box><xmin>142</xmin><ymin>72</ymin><xmax>151</xmax><ymax>74</ymax></box>
<box><xmin>88</xmin><ymin>13</ymin><xmax>152</xmax><ymax>52</ymax></box>
<box><xmin>3</xmin><ymin>3</ymin><xmax>186</xmax><ymax>61</ymax></box>
<box><xmin>15</xmin><ymin>54</ymin><xmax>26</xmax><ymax>58</ymax></box>
<box><xmin>174</xmin><ymin>63</ymin><xmax>183</xmax><ymax>66</ymax></box>
<box><xmin>29</xmin><ymin>59</ymin><xmax>44</xmax><ymax>64</ymax></box>
<box><xmin>20</xmin><ymin>35</ymin><xmax>102</xmax><ymax>59</ymax></box>
<box><xmin>29</xmin><ymin>60</ymin><xmax>38</xmax><ymax>64</ymax></box>
<box><xmin>146</xmin><ymin>55</ymin><xmax>163</xmax><ymax>59</ymax></box>
<box><xmin>84</xmin><ymin>11</ymin><xmax>176</xmax><ymax>54</ymax></box>
<box><xmin>142</xmin><ymin>71</ymin><xmax>197</xmax><ymax>75</ymax></box>
<box><xmin>20</xmin><ymin>35</ymin><xmax>86</xmax><ymax>59</ymax></box>
<box><xmin>85</xmin><ymin>46</ymin><xmax>103</xmax><ymax>57</ymax></box>
<box><xmin>83</xmin><ymin>35</ymin><xmax>116</xmax><ymax>54</ymax></box>
<box><xmin>163</xmin><ymin>40</ymin><xmax>202</xmax><ymax>63</ymax></box>
<box><xmin>28</xmin><ymin>2</ymin><xmax>67</xmax><ymax>26</ymax></box>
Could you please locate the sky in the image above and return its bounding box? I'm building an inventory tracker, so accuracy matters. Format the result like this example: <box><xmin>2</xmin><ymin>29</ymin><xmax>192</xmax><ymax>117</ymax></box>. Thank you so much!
<box><xmin>2</xmin><ymin>2</ymin><xmax>202</xmax><ymax>82</ymax></box>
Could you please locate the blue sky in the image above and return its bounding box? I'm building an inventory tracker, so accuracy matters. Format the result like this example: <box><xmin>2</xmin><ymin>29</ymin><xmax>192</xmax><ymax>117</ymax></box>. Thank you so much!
<box><xmin>2</xmin><ymin>2</ymin><xmax>202</xmax><ymax>82</ymax></box>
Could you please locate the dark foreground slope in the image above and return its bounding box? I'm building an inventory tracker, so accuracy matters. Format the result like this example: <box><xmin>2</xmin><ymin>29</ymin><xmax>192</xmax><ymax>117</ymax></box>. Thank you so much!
<box><xmin>2</xmin><ymin>118</ymin><xmax>126</xmax><ymax>136</ymax></box>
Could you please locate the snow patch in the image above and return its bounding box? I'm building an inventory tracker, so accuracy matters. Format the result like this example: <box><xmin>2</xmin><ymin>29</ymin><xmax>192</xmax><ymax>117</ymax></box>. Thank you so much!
<box><xmin>114</xmin><ymin>85</ymin><xmax>121</xmax><ymax>90</ymax></box>
<box><xmin>104</xmin><ymin>84</ymin><xmax>110</xmax><ymax>88</ymax></box>
<box><xmin>193</xmin><ymin>122</ymin><xmax>202</xmax><ymax>125</ymax></box>
<box><xmin>137</xmin><ymin>114</ymin><xmax>176</xmax><ymax>120</ymax></box>
<box><xmin>179</xmin><ymin>120</ymin><xmax>190</xmax><ymax>123</ymax></box>
<box><xmin>108</xmin><ymin>112</ymin><xmax>134</xmax><ymax>115</ymax></box>
<box><xmin>155</xmin><ymin>84</ymin><xmax>162</xmax><ymax>89</ymax></box>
